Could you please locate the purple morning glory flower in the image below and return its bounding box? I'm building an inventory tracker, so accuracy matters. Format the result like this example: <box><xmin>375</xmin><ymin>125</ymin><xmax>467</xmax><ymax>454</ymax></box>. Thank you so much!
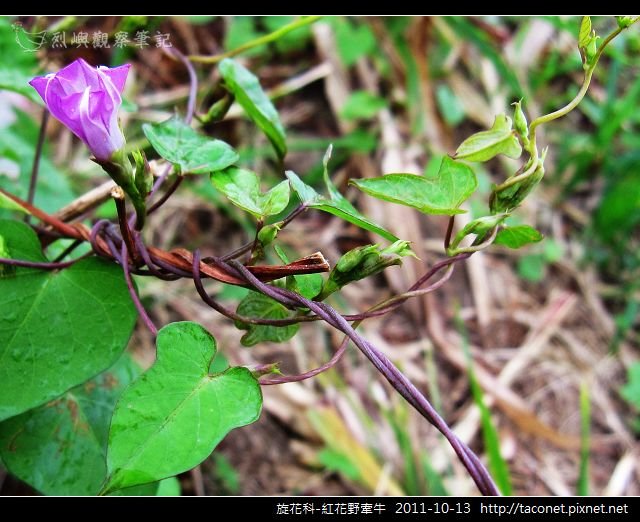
<box><xmin>29</xmin><ymin>58</ymin><xmax>130</xmax><ymax>161</ymax></box>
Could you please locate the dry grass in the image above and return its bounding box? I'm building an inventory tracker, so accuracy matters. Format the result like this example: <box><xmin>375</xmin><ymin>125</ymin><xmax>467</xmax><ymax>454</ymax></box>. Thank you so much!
<box><xmin>1</xmin><ymin>15</ymin><xmax>637</xmax><ymax>497</ymax></box>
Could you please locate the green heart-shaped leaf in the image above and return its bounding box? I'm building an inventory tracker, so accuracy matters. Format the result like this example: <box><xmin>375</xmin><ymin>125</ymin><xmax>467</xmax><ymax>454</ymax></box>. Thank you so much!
<box><xmin>143</xmin><ymin>116</ymin><xmax>238</xmax><ymax>174</ymax></box>
<box><xmin>494</xmin><ymin>225</ymin><xmax>543</xmax><ymax>249</ymax></box>
<box><xmin>104</xmin><ymin>321</ymin><xmax>262</xmax><ymax>493</ymax></box>
<box><xmin>0</xmin><ymin>220</ymin><xmax>137</xmax><ymax>421</ymax></box>
<box><xmin>211</xmin><ymin>167</ymin><xmax>290</xmax><ymax>219</ymax></box>
<box><xmin>351</xmin><ymin>156</ymin><xmax>477</xmax><ymax>215</ymax></box>
<box><xmin>286</xmin><ymin>171</ymin><xmax>398</xmax><ymax>242</ymax></box>
<box><xmin>454</xmin><ymin>114</ymin><xmax>522</xmax><ymax>162</ymax></box>
<box><xmin>0</xmin><ymin>355</ymin><xmax>142</xmax><ymax>495</ymax></box>
<box><xmin>234</xmin><ymin>291</ymin><xmax>299</xmax><ymax>347</ymax></box>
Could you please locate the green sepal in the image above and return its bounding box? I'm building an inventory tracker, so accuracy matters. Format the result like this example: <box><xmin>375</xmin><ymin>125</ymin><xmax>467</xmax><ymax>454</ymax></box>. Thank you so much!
<box><xmin>132</xmin><ymin>149</ymin><xmax>154</xmax><ymax>200</ymax></box>
<box><xmin>94</xmin><ymin>149</ymin><xmax>147</xmax><ymax>229</ymax></box>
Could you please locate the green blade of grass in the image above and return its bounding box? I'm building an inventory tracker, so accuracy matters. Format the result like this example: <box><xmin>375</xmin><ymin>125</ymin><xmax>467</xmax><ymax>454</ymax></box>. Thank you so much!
<box><xmin>384</xmin><ymin>405</ymin><xmax>421</xmax><ymax>495</ymax></box>
<box><xmin>577</xmin><ymin>382</ymin><xmax>590</xmax><ymax>496</ymax></box>
<box><xmin>420</xmin><ymin>453</ymin><xmax>449</xmax><ymax>496</ymax></box>
<box><xmin>456</xmin><ymin>309</ymin><xmax>513</xmax><ymax>496</ymax></box>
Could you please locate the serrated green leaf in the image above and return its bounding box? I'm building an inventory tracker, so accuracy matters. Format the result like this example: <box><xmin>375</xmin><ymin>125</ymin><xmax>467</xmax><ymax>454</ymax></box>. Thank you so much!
<box><xmin>494</xmin><ymin>225</ymin><xmax>543</xmax><ymax>249</ymax></box>
<box><xmin>104</xmin><ymin>322</ymin><xmax>262</xmax><ymax>493</ymax></box>
<box><xmin>0</xmin><ymin>355</ymin><xmax>140</xmax><ymax>495</ymax></box>
<box><xmin>579</xmin><ymin>16</ymin><xmax>592</xmax><ymax>49</ymax></box>
<box><xmin>454</xmin><ymin>114</ymin><xmax>522</xmax><ymax>162</ymax></box>
<box><xmin>351</xmin><ymin>156</ymin><xmax>477</xmax><ymax>215</ymax></box>
<box><xmin>142</xmin><ymin>116</ymin><xmax>238</xmax><ymax>175</ymax></box>
<box><xmin>0</xmin><ymin>220</ymin><xmax>137</xmax><ymax>421</ymax></box>
<box><xmin>211</xmin><ymin>167</ymin><xmax>290</xmax><ymax>219</ymax></box>
<box><xmin>235</xmin><ymin>291</ymin><xmax>299</xmax><ymax>346</ymax></box>
<box><xmin>219</xmin><ymin>58</ymin><xmax>286</xmax><ymax>159</ymax></box>
<box><xmin>286</xmin><ymin>170</ymin><xmax>398</xmax><ymax>242</ymax></box>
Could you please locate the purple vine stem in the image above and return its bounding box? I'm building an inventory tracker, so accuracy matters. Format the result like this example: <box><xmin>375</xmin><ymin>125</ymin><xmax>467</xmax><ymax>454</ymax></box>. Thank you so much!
<box><xmin>261</xmin><ymin>336</ymin><xmax>349</xmax><ymax>385</ymax></box>
<box><xmin>25</xmin><ymin>109</ymin><xmax>49</xmax><ymax>223</ymax></box>
<box><xmin>2</xmin><ymin>207</ymin><xmax>498</xmax><ymax>493</ymax></box>
<box><xmin>0</xmin><ymin>254</ymin><xmax>90</xmax><ymax>270</ymax></box>
<box><xmin>192</xmin><ymin>250</ymin><xmax>312</xmax><ymax>326</ymax></box>
<box><xmin>120</xmin><ymin>242</ymin><xmax>158</xmax><ymax>336</ymax></box>
<box><xmin>227</xmin><ymin>259</ymin><xmax>500</xmax><ymax>496</ymax></box>
<box><xmin>147</xmin><ymin>47</ymin><xmax>198</xmax><ymax>211</ymax></box>
<box><xmin>168</xmin><ymin>48</ymin><xmax>197</xmax><ymax>126</ymax></box>
<box><xmin>134</xmin><ymin>234</ymin><xmax>181</xmax><ymax>281</ymax></box>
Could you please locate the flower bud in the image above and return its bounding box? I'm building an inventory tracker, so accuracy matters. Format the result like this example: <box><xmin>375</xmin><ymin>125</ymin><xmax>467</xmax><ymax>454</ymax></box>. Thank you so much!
<box><xmin>30</xmin><ymin>58</ymin><xmax>130</xmax><ymax>161</ymax></box>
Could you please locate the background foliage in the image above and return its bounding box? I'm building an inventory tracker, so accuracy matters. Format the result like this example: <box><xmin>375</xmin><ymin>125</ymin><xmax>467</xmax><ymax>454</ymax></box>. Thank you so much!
<box><xmin>0</xmin><ymin>16</ymin><xmax>638</xmax><ymax>496</ymax></box>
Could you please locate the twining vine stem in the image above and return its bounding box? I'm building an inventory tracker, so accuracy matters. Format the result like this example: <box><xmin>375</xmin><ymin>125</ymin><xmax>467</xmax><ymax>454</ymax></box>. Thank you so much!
<box><xmin>7</xmin><ymin>16</ymin><xmax>634</xmax><ymax>497</ymax></box>
<box><xmin>496</xmin><ymin>18</ymin><xmax>639</xmax><ymax>193</ymax></box>
<box><xmin>26</xmin><ymin>109</ymin><xmax>49</xmax><ymax>219</ymax></box>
